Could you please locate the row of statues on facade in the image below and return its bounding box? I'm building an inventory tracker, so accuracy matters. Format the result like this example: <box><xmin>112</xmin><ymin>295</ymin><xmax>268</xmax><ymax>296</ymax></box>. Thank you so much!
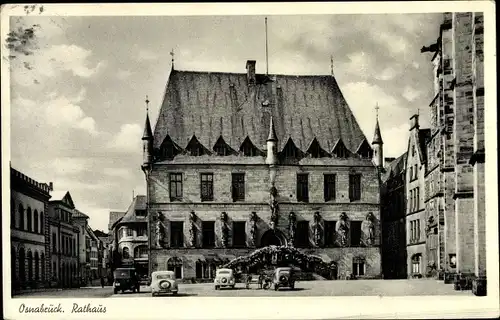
<box><xmin>154</xmin><ymin>210</ymin><xmax>376</xmax><ymax>248</ymax></box>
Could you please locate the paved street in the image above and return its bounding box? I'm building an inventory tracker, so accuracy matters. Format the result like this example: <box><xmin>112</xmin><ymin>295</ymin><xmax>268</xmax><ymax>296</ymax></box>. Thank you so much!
<box><xmin>13</xmin><ymin>279</ymin><xmax>473</xmax><ymax>298</ymax></box>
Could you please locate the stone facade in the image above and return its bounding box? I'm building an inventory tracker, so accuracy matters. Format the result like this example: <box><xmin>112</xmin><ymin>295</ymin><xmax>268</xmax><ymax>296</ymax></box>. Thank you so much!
<box><xmin>142</xmin><ymin>60</ymin><xmax>383</xmax><ymax>281</ymax></box>
<box><xmin>411</xmin><ymin>12</ymin><xmax>486</xmax><ymax>293</ymax></box>
<box><xmin>10</xmin><ymin>167</ymin><xmax>52</xmax><ymax>290</ymax></box>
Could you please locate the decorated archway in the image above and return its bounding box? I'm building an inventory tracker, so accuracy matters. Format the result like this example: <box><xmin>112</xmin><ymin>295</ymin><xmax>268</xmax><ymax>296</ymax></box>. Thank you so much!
<box><xmin>259</xmin><ymin>229</ymin><xmax>287</xmax><ymax>247</ymax></box>
<box><xmin>223</xmin><ymin>245</ymin><xmax>337</xmax><ymax>279</ymax></box>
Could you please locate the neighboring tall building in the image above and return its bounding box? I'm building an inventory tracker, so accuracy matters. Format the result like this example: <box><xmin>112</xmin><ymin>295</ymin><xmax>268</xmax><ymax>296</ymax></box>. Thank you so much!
<box><xmin>108</xmin><ymin>210</ymin><xmax>126</xmax><ymax>279</ymax></box>
<box><xmin>48</xmin><ymin>191</ymin><xmax>80</xmax><ymax>288</ymax></box>
<box><xmin>94</xmin><ymin>230</ymin><xmax>110</xmax><ymax>279</ymax></box>
<box><xmin>405</xmin><ymin>115</ymin><xmax>431</xmax><ymax>278</ymax></box>
<box><xmin>381</xmin><ymin>153</ymin><xmax>407</xmax><ymax>279</ymax></box>
<box><xmin>10</xmin><ymin>167</ymin><xmax>52</xmax><ymax>291</ymax></box>
<box><xmin>87</xmin><ymin>226</ymin><xmax>100</xmax><ymax>280</ymax></box>
<box><xmin>109</xmin><ymin>196</ymin><xmax>148</xmax><ymax>280</ymax></box>
<box><xmin>72</xmin><ymin>209</ymin><xmax>90</xmax><ymax>284</ymax></box>
<box><xmin>420</xmin><ymin>12</ymin><xmax>485</xmax><ymax>295</ymax></box>
<box><xmin>142</xmin><ymin>60</ymin><xmax>383</xmax><ymax>280</ymax></box>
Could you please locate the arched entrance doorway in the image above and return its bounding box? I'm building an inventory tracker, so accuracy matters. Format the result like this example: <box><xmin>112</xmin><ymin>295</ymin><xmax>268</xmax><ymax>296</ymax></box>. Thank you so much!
<box><xmin>259</xmin><ymin>229</ymin><xmax>287</xmax><ymax>247</ymax></box>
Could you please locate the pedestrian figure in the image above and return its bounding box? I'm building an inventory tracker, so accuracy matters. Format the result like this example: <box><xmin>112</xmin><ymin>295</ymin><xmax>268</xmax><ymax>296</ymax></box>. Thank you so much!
<box><xmin>100</xmin><ymin>276</ymin><xmax>105</xmax><ymax>288</ymax></box>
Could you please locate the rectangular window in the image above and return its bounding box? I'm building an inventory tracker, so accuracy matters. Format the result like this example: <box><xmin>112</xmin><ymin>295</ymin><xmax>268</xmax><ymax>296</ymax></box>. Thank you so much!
<box><xmin>137</xmin><ymin>226</ymin><xmax>147</xmax><ymax>237</ymax></box>
<box><xmin>126</xmin><ymin>228</ymin><xmax>133</xmax><ymax>237</ymax></box>
<box><xmin>296</xmin><ymin>221</ymin><xmax>309</xmax><ymax>248</ymax></box>
<box><xmin>170</xmin><ymin>221</ymin><xmax>184</xmax><ymax>248</ymax></box>
<box><xmin>202</xmin><ymin>221</ymin><xmax>215</xmax><ymax>248</ymax></box>
<box><xmin>324</xmin><ymin>174</ymin><xmax>336</xmax><ymax>202</ymax></box>
<box><xmin>232</xmin><ymin>221</ymin><xmax>246</xmax><ymax>248</ymax></box>
<box><xmin>416</xmin><ymin>187</ymin><xmax>420</xmax><ymax>210</ymax></box>
<box><xmin>231</xmin><ymin>173</ymin><xmax>245</xmax><ymax>202</ymax></box>
<box><xmin>297</xmin><ymin>173</ymin><xmax>309</xmax><ymax>202</ymax></box>
<box><xmin>169</xmin><ymin>173</ymin><xmax>183</xmax><ymax>201</ymax></box>
<box><xmin>135</xmin><ymin>210</ymin><xmax>146</xmax><ymax>217</ymax></box>
<box><xmin>350</xmin><ymin>221</ymin><xmax>362</xmax><ymax>246</ymax></box>
<box><xmin>352</xmin><ymin>262</ymin><xmax>365</xmax><ymax>276</ymax></box>
<box><xmin>52</xmin><ymin>233</ymin><xmax>57</xmax><ymax>251</ymax></box>
<box><xmin>349</xmin><ymin>174</ymin><xmax>362</xmax><ymax>201</ymax></box>
<box><xmin>324</xmin><ymin>221</ymin><xmax>336</xmax><ymax>247</ymax></box>
<box><xmin>416</xmin><ymin>219</ymin><xmax>420</xmax><ymax>241</ymax></box>
<box><xmin>200</xmin><ymin>173</ymin><xmax>214</xmax><ymax>201</ymax></box>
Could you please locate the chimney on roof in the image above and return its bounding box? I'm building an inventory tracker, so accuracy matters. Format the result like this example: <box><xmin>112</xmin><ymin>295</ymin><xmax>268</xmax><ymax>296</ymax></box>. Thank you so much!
<box><xmin>246</xmin><ymin>60</ymin><xmax>256</xmax><ymax>86</ymax></box>
<box><xmin>49</xmin><ymin>182</ymin><xmax>53</xmax><ymax>191</ymax></box>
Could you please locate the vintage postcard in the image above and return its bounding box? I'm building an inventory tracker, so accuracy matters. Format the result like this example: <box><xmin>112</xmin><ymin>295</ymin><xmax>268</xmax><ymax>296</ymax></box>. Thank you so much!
<box><xmin>1</xmin><ymin>2</ymin><xmax>498</xmax><ymax>319</ymax></box>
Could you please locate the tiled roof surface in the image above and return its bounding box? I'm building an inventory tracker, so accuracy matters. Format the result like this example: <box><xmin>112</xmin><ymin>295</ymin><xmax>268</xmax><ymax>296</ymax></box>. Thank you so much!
<box><xmin>73</xmin><ymin>209</ymin><xmax>89</xmax><ymax>219</ymax></box>
<box><xmin>120</xmin><ymin>195</ymin><xmax>147</xmax><ymax>224</ymax></box>
<box><xmin>382</xmin><ymin>152</ymin><xmax>407</xmax><ymax>182</ymax></box>
<box><xmin>153</xmin><ymin>69</ymin><xmax>368</xmax><ymax>154</ymax></box>
<box><xmin>108</xmin><ymin>211</ymin><xmax>126</xmax><ymax>230</ymax></box>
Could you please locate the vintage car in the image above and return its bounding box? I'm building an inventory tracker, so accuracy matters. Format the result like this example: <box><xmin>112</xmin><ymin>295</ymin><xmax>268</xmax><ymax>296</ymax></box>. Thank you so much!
<box><xmin>272</xmin><ymin>267</ymin><xmax>295</xmax><ymax>291</ymax></box>
<box><xmin>150</xmin><ymin>270</ymin><xmax>178</xmax><ymax>296</ymax></box>
<box><xmin>113</xmin><ymin>268</ymin><xmax>140</xmax><ymax>294</ymax></box>
<box><xmin>214</xmin><ymin>268</ymin><xmax>236</xmax><ymax>290</ymax></box>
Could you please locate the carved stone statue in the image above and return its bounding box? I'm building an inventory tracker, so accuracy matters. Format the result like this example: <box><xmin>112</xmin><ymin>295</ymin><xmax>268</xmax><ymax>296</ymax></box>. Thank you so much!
<box><xmin>337</xmin><ymin>212</ymin><xmax>349</xmax><ymax>247</ymax></box>
<box><xmin>365</xmin><ymin>212</ymin><xmax>375</xmax><ymax>246</ymax></box>
<box><xmin>269</xmin><ymin>187</ymin><xmax>279</xmax><ymax>229</ymax></box>
<box><xmin>288</xmin><ymin>212</ymin><xmax>297</xmax><ymax>247</ymax></box>
<box><xmin>221</xmin><ymin>212</ymin><xmax>229</xmax><ymax>248</ymax></box>
<box><xmin>313</xmin><ymin>212</ymin><xmax>321</xmax><ymax>246</ymax></box>
<box><xmin>156</xmin><ymin>212</ymin><xmax>166</xmax><ymax>248</ymax></box>
<box><xmin>249</xmin><ymin>212</ymin><xmax>258</xmax><ymax>247</ymax></box>
<box><xmin>189</xmin><ymin>211</ymin><xmax>196</xmax><ymax>247</ymax></box>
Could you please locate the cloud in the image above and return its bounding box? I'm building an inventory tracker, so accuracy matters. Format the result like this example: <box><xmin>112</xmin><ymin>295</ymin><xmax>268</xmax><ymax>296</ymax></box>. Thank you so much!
<box><xmin>402</xmin><ymin>86</ymin><xmax>422</xmax><ymax>102</ymax></box>
<box><xmin>11</xmin><ymin>44</ymin><xmax>106</xmax><ymax>86</ymax></box>
<box><xmin>12</xmin><ymin>89</ymin><xmax>99</xmax><ymax>135</ymax></box>
<box><xmin>137</xmin><ymin>49</ymin><xmax>159</xmax><ymax>61</ymax></box>
<box><xmin>374</xmin><ymin>33</ymin><xmax>410</xmax><ymax>55</ymax></box>
<box><xmin>376</xmin><ymin>67</ymin><xmax>399</xmax><ymax>81</ymax></box>
<box><xmin>50</xmin><ymin>157</ymin><xmax>88</xmax><ymax>175</ymax></box>
<box><xmin>383</xmin><ymin>122</ymin><xmax>411</xmax><ymax>157</ymax></box>
<box><xmin>344</xmin><ymin>51</ymin><xmax>372</xmax><ymax>76</ymax></box>
<box><xmin>116</xmin><ymin>69</ymin><xmax>133</xmax><ymax>80</ymax></box>
<box><xmin>103</xmin><ymin>167</ymin><xmax>133</xmax><ymax>179</ymax></box>
<box><xmin>108</xmin><ymin>123</ymin><xmax>142</xmax><ymax>152</ymax></box>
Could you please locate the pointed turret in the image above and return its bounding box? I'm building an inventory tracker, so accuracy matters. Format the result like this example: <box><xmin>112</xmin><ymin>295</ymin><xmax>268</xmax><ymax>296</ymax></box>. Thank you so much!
<box><xmin>372</xmin><ymin>119</ymin><xmax>383</xmax><ymax>145</ymax></box>
<box><xmin>372</xmin><ymin>104</ymin><xmax>384</xmax><ymax>168</ymax></box>
<box><xmin>142</xmin><ymin>96</ymin><xmax>154</xmax><ymax>167</ymax></box>
<box><xmin>266</xmin><ymin>115</ymin><xmax>278</xmax><ymax>165</ymax></box>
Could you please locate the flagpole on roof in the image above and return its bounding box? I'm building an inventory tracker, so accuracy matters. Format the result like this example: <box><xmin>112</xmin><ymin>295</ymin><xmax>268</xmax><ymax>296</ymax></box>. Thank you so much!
<box><xmin>265</xmin><ymin>17</ymin><xmax>269</xmax><ymax>75</ymax></box>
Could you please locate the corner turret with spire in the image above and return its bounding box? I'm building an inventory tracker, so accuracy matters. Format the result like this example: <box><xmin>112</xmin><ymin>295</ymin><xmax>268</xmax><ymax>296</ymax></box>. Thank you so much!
<box><xmin>266</xmin><ymin>115</ymin><xmax>278</xmax><ymax>165</ymax></box>
<box><xmin>372</xmin><ymin>103</ymin><xmax>384</xmax><ymax>168</ymax></box>
<box><xmin>142</xmin><ymin>95</ymin><xmax>154</xmax><ymax>169</ymax></box>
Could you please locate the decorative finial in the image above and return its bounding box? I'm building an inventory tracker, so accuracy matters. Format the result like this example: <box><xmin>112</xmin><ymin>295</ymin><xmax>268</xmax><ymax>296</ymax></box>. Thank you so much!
<box><xmin>330</xmin><ymin>55</ymin><xmax>334</xmax><ymax>76</ymax></box>
<box><xmin>145</xmin><ymin>95</ymin><xmax>150</xmax><ymax>113</ymax></box>
<box><xmin>170</xmin><ymin>49</ymin><xmax>175</xmax><ymax>68</ymax></box>
<box><xmin>375</xmin><ymin>102</ymin><xmax>380</xmax><ymax>119</ymax></box>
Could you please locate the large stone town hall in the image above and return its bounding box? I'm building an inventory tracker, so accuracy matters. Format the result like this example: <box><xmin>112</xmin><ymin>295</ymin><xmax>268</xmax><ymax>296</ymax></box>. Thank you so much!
<box><xmin>141</xmin><ymin>58</ymin><xmax>384</xmax><ymax>280</ymax></box>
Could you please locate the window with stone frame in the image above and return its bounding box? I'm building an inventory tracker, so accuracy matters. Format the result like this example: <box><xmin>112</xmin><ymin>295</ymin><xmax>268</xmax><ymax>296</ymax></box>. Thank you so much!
<box><xmin>296</xmin><ymin>173</ymin><xmax>309</xmax><ymax>202</ymax></box>
<box><xmin>136</xmin><ymin>225</ymin><xmax>147</xmax><ymax>237</ymax></box>
<box><xmin>349</xmin><ymin>174</ymin><xmax>362</xmax><ymax>201</ymax></box>
<box><xmin>170</xmin><ymin>221</ymin><xmax>184</xmax><ymax>248</ymax></box>
<box><xmin>231</xmin><ymin>173</ymin><xmax>245</xmax><ymax>202</ymax></box>
<box><xmin>295</xmin><ymin>221</ymin><xmax>309</xmax><ymax>248</ymax></box>
<box><xmin>169</xmin><ymin>173</ymin><xmax>183</xmax><ymax>201</ymax></box>
<box><xmin>122</xmin><ymin>247</ymin><xmax>130</xmax><ymax>259</ymax></box>
<box><xmin>19</xmin><ymin>203</ymin><xmax>24</xmax><ymax>230</ymax></box>
<box><xmin>232</xmin><ymin>221</ymin><xmax>246</xmax><ymax>248</ymax></box>
<box><xmin>411</xmin><ymin>254</ymin><xmax>421</xmax><ymax>274</ymax></box>
<box><xmin>135</xmin><ymin>210</ymin><xmax>146</xmax><ymax>217</ymax></box>
<box><xmin>352</xmin><ymin>257</ymin><xmax>366</xmax><ymax>276</ymax></box>
<box><xmin>200</xmin><ymin>173</ymin><xmax>214</xmax><ymax>201</ymax></box>
<box><xmin>350</xmin><ymin>221</ymin><xmax>362</xmax><ymax>246</ymax></box>
<box><xmin>324</xmin><ymin>174</ymin><xmax>336</xmax><ymax>202</ymax></box>
<box><xmin>126</xmin><ymin>228</ymin><xmax>133</xmax><ymax>237</ymax></box>
<box><xmin>52</xmin><ymin>232</ymin><xmax>57</xmax><ymax>251</ymax></box>
<box><xmin>202</xmin><ymin>221</ymin><xmax>215</xmax><ymax>248</ymax></box>
<box><xmin>27</xmin><ymin>207</ymin><xmax>32</xmax><ymax>232</ymax></box>
<box><xmin>324</xmin><ymin>220</ymin><xmax>336</xmax><ymax>247</ymax></box>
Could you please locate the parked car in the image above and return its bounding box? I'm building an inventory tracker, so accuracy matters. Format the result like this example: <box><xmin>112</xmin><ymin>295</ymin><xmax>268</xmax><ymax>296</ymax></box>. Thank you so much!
<box><xmin>113</xmin><ymin>268</ymin><xmax>140</xmax><ymax>294</ymax></box>
<box><xmin>273</xmin><ymin>267</ymin><xmax>295</xmax><ymax>291</ymax></box>
<box><xmin>214</xmin><ymin>268</ymin><xmax>236</xmax><ymax>290</ymax></box>
<box><xmin>150</xmin><ymin>270</ymin><xmax>178</xmax><ymax>296</ymax></box>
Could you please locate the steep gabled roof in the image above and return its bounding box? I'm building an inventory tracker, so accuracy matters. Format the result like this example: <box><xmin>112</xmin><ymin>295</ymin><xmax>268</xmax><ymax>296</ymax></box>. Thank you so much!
<box><xmin>120</xmin><ymin>195</ymin><xmax>147</xmax><ymax>224</ymax></box>
<box><xmin>153</xmin><ymin>68</ymin><xmax>367</xmax><ymax>154</ymax></box>
<box><xmin>50</xmin><ymin>190</ymin><xmax>75</xmax><ymax>209</ymax></box>
<box><xmin>382</xmin><ymin>152</ymin><xmax>407</xmax><ymax>182</ymax></box>
<box><xmin>108</xmin><ymin>211</ymin><xmax>126</xmax><ymax>231</ymax></box>
<box><xmin>73</xmin><ymin>209</ymin><xmax>89</xmax><ymax>219</ymax></box>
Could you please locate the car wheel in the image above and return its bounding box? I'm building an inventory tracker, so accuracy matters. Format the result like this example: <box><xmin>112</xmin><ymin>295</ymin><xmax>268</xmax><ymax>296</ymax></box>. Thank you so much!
<box><xmin>274</xmin><ymin>285</ymin><xmax>278</xmax><ymax>291</ymax></box>
<box><xmin>215</xmin><ymin>285</ymin><xmax>219</xmax><ymax>290</ymax></box>
<box><xmin>151</xmin><ymin>293</ymin><xmax>156</xmax><ymax>297</ymax></box>
<box><xmin>114</xmin><ymin>289</ymin><xmax>118</xmax><ymax>294</ymax></box>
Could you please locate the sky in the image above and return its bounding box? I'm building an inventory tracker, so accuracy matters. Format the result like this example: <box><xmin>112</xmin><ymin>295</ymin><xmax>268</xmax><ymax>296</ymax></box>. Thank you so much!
<box><xmin>7</xmin><ymin>9</ymin><xmax>442</xmax><ymax>232</ymax></box>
